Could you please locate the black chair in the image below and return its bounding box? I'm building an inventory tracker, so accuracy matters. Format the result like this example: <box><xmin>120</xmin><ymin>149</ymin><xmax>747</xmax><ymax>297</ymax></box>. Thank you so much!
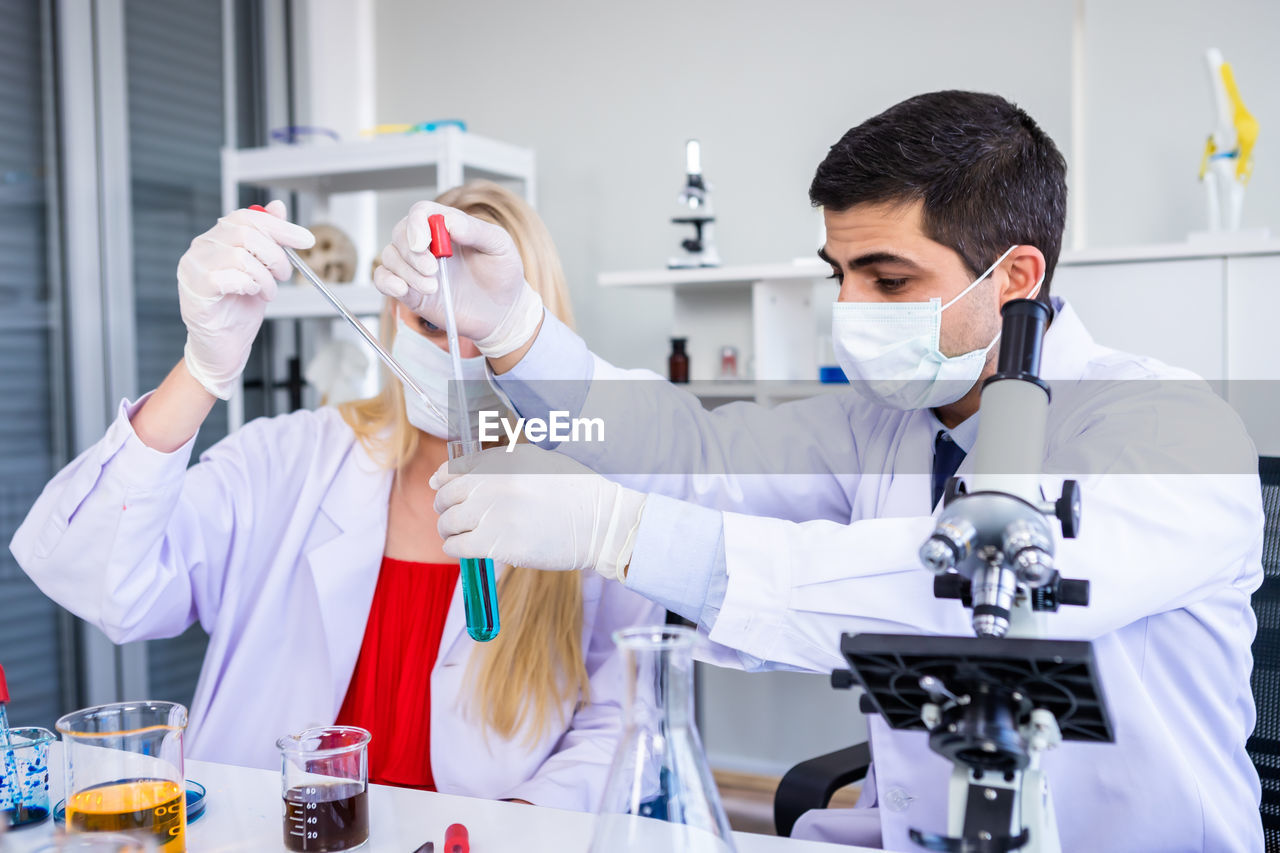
<box><xmin>1251</xmin><ymin>456</ymin><xmax>1280</xmax><ymax>848</ymax></box>
<box><xmin>773</xmin><ymin>741</ymin><xmax>870</xmax><ymax>837</ymax></box>
<box><xmin>774</xmin><ymin>456</ymin><xmax>1280</xmax><ymax>844</ymax></box>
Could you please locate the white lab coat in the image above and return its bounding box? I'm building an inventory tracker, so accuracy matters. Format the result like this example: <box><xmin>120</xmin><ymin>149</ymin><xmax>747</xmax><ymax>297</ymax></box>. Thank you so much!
<box><xmin>531</xmin><ymin>300</ymin><xmax>1264</xmax><ymax>851</ymax></box>
<box><xmin>10</xmin><ymin>399</ymin><xmax>660</xmax><ymax>811</ymax></box>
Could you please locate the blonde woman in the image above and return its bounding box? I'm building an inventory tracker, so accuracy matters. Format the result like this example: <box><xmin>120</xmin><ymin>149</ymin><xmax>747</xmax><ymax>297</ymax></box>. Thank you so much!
<box><xmin>13</xmin><ymin>183</ymin><xmax>659</xmax><ymax>809</ymax></box>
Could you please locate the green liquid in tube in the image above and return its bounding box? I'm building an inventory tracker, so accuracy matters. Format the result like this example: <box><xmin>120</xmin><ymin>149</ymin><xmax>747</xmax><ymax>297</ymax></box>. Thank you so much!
<box><xmin>460</xmin><ymin>557</ymin><xmax>500</xmax><ymax>642</ymax></box>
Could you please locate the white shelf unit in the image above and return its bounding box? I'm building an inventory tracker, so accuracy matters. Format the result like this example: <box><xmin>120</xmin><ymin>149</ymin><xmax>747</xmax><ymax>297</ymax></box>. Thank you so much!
<box><xmin>599</xmin><ymin>260</ymin><xmax>837</xmax><ymax>405</ymax></box>
<box><xmin>600</xmin><ymin>241</ymin><xmax>1280</xmax><ymax>449</ymax></box>
<box><xmin>220</xmin><ymin>129</ymin><xmax>536</xmax><ymax>430</ymax></box>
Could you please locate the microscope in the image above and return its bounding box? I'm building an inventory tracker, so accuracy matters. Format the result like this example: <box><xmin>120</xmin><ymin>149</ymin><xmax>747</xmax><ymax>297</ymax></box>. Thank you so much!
<box><xmin>668</xmin><ymin>139</ymin><xmax>720</xmax><ymax>269</ymax></box>
<box><xmin>834</xmin><ymin>300</ymin><xmax>1114</xmax><ymax>853</ymax></box>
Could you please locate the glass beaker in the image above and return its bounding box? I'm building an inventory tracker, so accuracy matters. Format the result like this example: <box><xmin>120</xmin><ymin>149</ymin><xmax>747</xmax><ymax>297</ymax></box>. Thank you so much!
<box><xmin>55</xmin><ymin>702</ymin><xmax>187</xmax><ymax>853</ymax></box>
<box><xmin>277</xmin><ymin>725</ymin><xmax>371</xmax><ymax>852</ymax></box>
<box><xmin>589</xmin><ymin>625</ymin><xmax>737</xmax><ymax>853</ymax></box>
<box><xmin>1</xmin><ymin>726</ymin><xmax>56</xmax><ymax>828</ymax></box>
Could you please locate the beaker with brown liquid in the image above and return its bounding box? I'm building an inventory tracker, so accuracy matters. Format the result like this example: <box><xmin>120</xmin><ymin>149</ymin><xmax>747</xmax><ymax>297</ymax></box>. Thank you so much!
<box><xmin>56</xmin><ymin>702</ymin><xmax>188</xmax><ymax>853</ymax></box>
<box><xmin>282</xmin><ymin>781</ymin><xmax>369</xmax><ymax>852</ymax></box>
<box><xmin>278</xmin><ymin>726</ymin><xmax>371</xmax><ymax>852</ymax></box>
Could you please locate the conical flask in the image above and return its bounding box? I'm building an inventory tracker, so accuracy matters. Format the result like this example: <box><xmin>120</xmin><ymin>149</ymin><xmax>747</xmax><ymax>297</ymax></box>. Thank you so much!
<box><xmin>589</xmin><ymin>625</ymin><xmax>737</xmax><ymax>853</ymax></box>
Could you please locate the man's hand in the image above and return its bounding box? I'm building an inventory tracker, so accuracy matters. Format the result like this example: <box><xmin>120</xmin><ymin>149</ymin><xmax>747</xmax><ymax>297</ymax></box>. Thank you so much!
<box><xmin>373</xmin><ymin>201</ymin><xmax>544</xmax><ymax>358</ymax></box>
<box><xmin>430</xmin><ymin>445</ymin><xmax>646</xmax><ymax>580</ymax></box>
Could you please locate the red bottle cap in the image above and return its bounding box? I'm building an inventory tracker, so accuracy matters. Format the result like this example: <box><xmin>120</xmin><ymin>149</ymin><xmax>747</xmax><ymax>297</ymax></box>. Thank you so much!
<box><xmin>444</xmin><ymin>822</ymin><xmax>468</xmax><ymax>853</ymax></box>
<box><xmin>0</xmin><ymin>663</ymin><xmax>9</xmax><ymax>704</ymax></box>
<box><xmin>248</xmin><ymin>204</ymin><xmax>267</xmax><ymax>212</ymax></box>
<box><xmin>427</xmin><ymin>214</ymin><xmax>453</xmax><ymax>259</ymax></box>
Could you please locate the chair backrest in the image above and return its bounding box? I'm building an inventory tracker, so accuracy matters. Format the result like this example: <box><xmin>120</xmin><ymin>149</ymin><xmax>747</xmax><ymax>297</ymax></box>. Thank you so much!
<box><xmin>1250</xmin><ymin>456</ymin><xmax>1280</xmax><ymax>845</ymax></box>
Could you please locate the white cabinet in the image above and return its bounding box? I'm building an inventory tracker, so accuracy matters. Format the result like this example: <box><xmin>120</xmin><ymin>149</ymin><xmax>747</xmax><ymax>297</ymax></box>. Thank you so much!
<box><xmin>1053</xmin><ymin>241</ymin><xmax>1280</xmax><ymax>454</ymax></box>
<box><xmin>220</xmin><ymin>130</ymin><xmax>536</xmax><ymax>430</ymax></box>
<box><xmin>1053</xmin><ymin>257</ymin><xmax>1227</xmax><ymax>380</ymax></box>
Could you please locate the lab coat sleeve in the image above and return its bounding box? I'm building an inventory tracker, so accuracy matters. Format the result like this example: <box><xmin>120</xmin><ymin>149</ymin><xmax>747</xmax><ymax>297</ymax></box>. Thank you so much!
<box><xmin>10</xmin><ymin>395</ymin><xmax>315</xmax><ymax>645</ymax></box>
<box><xmin>690</xmin><ymin>379</ymin><xmax>1265</xmax><ymax>673</ymax></box>
<box><xmin>490</xmin><ymin>308</ymin><xmax>594</xmax><ymax>416</ymax></box>
<box><xmin>496</xmin><ymin>578</ymin><xmax>664</xmax><ymax>810</ymax></box>
<box><xmin>494</xmin><ymin>312</ymin><xmax>859</xmax><ymax>523</ymax></box>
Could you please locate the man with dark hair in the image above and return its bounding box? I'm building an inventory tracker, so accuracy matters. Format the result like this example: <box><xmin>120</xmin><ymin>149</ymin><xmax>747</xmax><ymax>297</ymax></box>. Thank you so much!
<box><xmin>379</xmin><ymin>91</ymin><xmax>1264</xmax><ymax>851</ymax></box>
<box><xmin>810</xmin><ymin>90</ymin><xmax>1065</xmax><ymax>308</ymax></box>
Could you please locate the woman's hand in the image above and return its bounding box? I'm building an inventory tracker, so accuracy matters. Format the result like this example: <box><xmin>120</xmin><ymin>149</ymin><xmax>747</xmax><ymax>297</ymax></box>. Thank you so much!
<box><xmin>178</xmin><ymin>200</ymin><xmax>314</xmax><ymax>399</ymax></box>
<box><xmin>374</xmin><ymin>201</ymin><xmax>544</xmax><ymax>359</ymax></box>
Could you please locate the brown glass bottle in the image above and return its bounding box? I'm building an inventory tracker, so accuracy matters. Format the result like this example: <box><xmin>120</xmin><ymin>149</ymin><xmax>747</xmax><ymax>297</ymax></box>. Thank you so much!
<box><xmin>668</xmin><ymin>338</ymin><xmax>689</xmax><ymax>383</ymax></box>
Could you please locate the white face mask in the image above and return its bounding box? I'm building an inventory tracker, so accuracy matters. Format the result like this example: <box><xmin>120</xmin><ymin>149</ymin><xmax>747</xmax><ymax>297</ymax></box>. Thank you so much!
<box><xmin>832</xmin><ymin>245</ymin><xmax>1042</xmax><ymax>410</ymax></box>
<box><xmin>391</xmin><ymin>316</ymin><xmax>504</xmax><ymax>439</ymax></box>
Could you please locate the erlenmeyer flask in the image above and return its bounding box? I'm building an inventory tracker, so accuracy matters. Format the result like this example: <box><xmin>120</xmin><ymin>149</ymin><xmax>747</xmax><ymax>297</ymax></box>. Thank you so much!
<box><xmin>589</xmin><ymin>625</ymin><xmax>737</xmax><ymax>853</ymax></box>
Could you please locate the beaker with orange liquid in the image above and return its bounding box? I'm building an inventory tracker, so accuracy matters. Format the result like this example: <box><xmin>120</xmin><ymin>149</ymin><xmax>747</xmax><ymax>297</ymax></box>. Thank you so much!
<box><xmin>55</xmin><ymin>702</ymin><xmax>188</xmax><ymax>853</ymax></box>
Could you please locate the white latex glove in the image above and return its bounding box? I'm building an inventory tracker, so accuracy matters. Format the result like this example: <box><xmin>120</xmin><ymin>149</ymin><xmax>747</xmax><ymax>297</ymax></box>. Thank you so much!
<box><xmin>178</xmin><ymin>200</ymin><xmax>315</xmax><ymax>399</ymax></box>
<box><xmin>431</xmin><ymin>445</ymin><xmax>648</xmax><ymax>580</ymax></box>
<box><xmin>373</xmin><ymin>201</ymin><xmax>544</xmax><ymax>358</ymax></box>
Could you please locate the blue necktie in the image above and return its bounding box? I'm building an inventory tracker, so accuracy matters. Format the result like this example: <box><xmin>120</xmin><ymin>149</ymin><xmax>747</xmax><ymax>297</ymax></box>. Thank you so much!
<box><xmin>932</xmin><ymin>430</ymin><xmax>967</xmax><ymax>508</ymax></box>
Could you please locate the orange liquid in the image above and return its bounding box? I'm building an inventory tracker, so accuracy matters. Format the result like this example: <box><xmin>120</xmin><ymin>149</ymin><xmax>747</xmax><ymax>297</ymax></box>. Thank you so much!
<box><xmin>66</xmin><ymin>778</ymin><xmax>185</xmax><ymax>852</ymax></box>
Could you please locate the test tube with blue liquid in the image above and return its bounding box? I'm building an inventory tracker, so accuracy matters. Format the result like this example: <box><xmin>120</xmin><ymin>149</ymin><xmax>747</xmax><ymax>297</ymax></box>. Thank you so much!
<box><xmin>430</xmin><ymin>214</ymin><xmax>500</xmax><ymax>643</ymax></box>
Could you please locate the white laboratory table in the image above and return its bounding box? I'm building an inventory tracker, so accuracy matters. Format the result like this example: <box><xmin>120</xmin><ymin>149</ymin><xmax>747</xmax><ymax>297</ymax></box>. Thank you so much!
<box><xmin>5</xmin><ymin>750</ymin><xmax>875</xmax><ymax>853</ymax></box>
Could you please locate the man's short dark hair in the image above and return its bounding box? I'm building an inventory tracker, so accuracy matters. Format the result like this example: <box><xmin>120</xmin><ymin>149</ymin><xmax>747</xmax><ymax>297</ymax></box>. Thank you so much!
<box><xmin>809</xmin><ymin>90</ymin><xmax>1068</xmax><ymax>299</ymax></box>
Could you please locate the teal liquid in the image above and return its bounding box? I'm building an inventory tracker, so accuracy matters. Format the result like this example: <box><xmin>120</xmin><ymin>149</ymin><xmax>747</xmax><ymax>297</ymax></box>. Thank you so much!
<box><xmin>459</xmin><ymin>557</ymin><xmax>500</xmax><ymax>642</ymax></box>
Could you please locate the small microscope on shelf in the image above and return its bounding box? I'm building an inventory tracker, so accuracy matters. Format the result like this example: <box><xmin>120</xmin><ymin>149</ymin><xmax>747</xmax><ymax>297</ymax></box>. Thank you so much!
<box><xmin>668</xmin><ymin>139</ymin><xmax>720</xmax><ymax>269</ymax></box>
<box><xmin>834</xmin><ymin>300</ymin><xmax>1114</xmax><ymax>853</ymax></box>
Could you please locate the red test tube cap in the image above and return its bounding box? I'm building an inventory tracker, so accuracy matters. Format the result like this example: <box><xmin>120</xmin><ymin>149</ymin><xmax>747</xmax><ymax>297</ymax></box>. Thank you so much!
<box><xmin>248</xmin><ymin>204</ymin><xmax>267</xmax><ymax>212</ymax></box>
<box><xmin>444</xmin><ymin>823</ymin><xmax>468</xmax><ymax>853</ymax></box>
<box><xmin>0</xmin><ymin>663</ymin><xmax>9</xmax><ymax>704</ymax></box>
<box><xmin>428</xmin><ymin>214</ymin><xmax>454</xmax><ymax>259</ymax></box>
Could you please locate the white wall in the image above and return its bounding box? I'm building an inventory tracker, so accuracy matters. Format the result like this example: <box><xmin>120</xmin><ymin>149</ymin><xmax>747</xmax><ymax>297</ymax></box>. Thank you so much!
<box><xmin>1082</xmin><ymin>0</ymin><xmax>1280</xmax><ymax>246</ymax></box>
<box><xmin>374</xmin><ymin>0</ymin><xmax>1073</xmax><ymax>374</ymax></box>
<box><xmin>367</xmin><ymin>0</ymin><xmax>1280</xmax><ymax>777</ymax></box>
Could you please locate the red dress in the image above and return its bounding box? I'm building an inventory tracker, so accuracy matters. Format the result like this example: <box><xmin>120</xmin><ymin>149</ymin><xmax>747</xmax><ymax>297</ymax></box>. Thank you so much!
<box><xmin>335</xmin><ymin>556</ymin><xmax>460</xmax><ymax>790</ymax></box>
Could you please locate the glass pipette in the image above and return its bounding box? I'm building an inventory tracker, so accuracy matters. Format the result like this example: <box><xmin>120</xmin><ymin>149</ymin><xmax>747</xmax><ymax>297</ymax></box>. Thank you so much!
<box><xmin>427</xmin><ymin>214</ymin><xmax>500</xmax><ymax>643</ymax></box>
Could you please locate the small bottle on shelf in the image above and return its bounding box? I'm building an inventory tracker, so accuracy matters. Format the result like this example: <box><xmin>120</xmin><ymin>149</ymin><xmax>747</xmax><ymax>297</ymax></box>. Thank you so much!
<box><xmin>668</xmin><ymin>338</ymin><xmax>690</xmax><ymax>383</ymax></box>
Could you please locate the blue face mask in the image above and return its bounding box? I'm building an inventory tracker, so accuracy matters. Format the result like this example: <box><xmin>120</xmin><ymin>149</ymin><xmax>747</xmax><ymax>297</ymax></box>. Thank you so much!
<box><xmin>831</xmin><ymin>246</ymin><xmax>1041</xmax><ymax>410</ymax></box>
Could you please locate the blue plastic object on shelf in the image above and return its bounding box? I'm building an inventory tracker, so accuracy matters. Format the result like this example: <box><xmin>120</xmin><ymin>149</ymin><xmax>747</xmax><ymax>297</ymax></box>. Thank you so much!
<box><xmin>819</xmin><ymin>365</ymin><xmax>849</xmax><ymax>383</ymax></box>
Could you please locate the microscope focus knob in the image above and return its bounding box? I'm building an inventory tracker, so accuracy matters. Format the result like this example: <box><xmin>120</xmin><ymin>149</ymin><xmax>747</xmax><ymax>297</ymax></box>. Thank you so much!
<box><xmin>933</xmin><ymin>572</ymin><xmax>964</xmax><ymax>595</ymax></box>
<box><xmin>831</xmin><ymin>669</ymin><xmax>856</xmax><ymax>690</ymax></box>
<box><xmin>1059</xmin><ymin>578</ymin><xmax>1091</xmax><ymax>607</ymax></box>
<box><xmin>1055</xmin><ymin>479</ymin><xmax>1082</xmax><ymax>538</ymax></box>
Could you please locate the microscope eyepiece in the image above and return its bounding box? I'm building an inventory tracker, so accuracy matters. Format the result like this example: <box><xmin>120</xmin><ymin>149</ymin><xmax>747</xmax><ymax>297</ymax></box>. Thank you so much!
<box><xmin>986</xmin><ymin>298</ymin><xmax>1052</xmax><ymax>393</ymax></box>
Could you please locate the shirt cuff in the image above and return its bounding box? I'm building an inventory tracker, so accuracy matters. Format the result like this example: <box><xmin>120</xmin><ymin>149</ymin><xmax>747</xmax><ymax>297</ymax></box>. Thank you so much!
<box><xmin>490</xmin><ymin>310</ymin><xmax>594</xmax><ymax>432</ymax></box>
<box><xmin>624</xmin><ymin>493</ymin><xmax>727</xmax><ymax>628</ymax></box>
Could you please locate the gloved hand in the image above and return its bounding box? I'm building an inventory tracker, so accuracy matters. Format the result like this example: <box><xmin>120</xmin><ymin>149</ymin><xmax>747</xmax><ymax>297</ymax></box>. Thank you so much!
<box><xmin>178</xmin><ymin>200</ymin><xmax>314</xmax><ymax>399</ymax></box>
<box><xmin>373</xmin><ymin>201</ymin><xmax>544</xmax><ymax>358</ymax></box>
<box><xmin>430</xmin><ymin>445</ymin><xmax>648</xmax><ymax>580</ymax></box>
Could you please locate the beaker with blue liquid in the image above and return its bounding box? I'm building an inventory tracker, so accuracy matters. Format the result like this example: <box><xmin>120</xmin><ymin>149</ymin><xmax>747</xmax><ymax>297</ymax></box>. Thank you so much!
<box><xmin>0</xmin><ymin>725</ymin><xmax>56</xmax><ymax>829</ymax></box>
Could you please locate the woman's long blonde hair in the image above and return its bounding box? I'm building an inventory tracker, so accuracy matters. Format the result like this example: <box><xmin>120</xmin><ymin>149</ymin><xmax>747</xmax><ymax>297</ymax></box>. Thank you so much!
<box><xmin>339</xmin><ymin>181</ymin><xmax>587</xmax><ymax>743</ymax></box>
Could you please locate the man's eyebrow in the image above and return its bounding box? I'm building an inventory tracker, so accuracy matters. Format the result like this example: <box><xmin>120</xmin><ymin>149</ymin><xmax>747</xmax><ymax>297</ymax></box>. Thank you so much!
<box><xmin>816</xmin><ymin>247</ymin><xmax>924</xmax><ymax>270</ymax></box>
<box><xmin>848</xmin><ymin>252</ymin><xmax>923</xmax><ymax>271</ymax></box>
